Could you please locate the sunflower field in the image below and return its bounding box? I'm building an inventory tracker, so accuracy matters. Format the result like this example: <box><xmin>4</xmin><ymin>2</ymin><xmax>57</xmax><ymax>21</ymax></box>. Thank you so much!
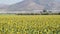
<box><xmin>0</xmin><ymin>15</ymin><xmax>60</xmax><ymax>34</ymax></box>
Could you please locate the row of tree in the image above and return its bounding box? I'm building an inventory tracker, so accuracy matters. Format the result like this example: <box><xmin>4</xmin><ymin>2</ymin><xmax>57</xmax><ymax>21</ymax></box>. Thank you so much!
<box><xmin>41</xmin><ymin>10</ymin><xmax>60</xmax><ymax>15</ymax></box>
<box><xmin>15</xmin><ymin>10</ymin><xmax>60</xmax><ymax>15</ymax></box>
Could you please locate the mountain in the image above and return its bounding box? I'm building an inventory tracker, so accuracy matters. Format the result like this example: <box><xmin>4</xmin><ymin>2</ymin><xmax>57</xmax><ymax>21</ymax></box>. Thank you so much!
<box><xmin>0</xmin><ymin>4</ymin><xmax>9</xmax><ymax>9</ymax></box>
<box><xmin>7</xmin><ymin>0</ymin><xmax>60</xmax><ymax>11</ymax></box>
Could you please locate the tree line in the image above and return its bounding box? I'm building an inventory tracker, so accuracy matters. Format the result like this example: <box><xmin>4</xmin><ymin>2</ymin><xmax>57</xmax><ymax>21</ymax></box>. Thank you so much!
<box><xmin>16</xmin><ymin>10</ymin><xmax>60</xmax><ymax>15</ymax></box>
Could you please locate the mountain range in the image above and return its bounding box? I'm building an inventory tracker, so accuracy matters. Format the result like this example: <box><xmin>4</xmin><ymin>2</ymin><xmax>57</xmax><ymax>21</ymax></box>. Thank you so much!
<box><xmin>7</xmin><ymin>0</ymin><xmax>60</xmax><ymax>11</ymax></box>
<box><xmin>0</xmin><ymin>4</ymin><xmax>8</xmax><ymax>9</ymax></box>
<box><xmin>0</xmin><ymin>0</ymin><xmax>60</xmax><ymax>13</ymax></box>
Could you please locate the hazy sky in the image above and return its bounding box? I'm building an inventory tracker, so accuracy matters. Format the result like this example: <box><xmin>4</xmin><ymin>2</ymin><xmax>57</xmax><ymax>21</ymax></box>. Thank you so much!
<box><xmin>0</xmin><ymin>0</ymin><xmax>60</xmax><ymax>5</ymax></box>
<box><xmin>0</xmin><ymin>0</ymin><xmax>23</xmax><ymax>5</ymax></box>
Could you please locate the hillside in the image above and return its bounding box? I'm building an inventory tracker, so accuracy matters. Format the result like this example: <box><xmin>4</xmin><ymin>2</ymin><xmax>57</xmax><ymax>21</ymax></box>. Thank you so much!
<box><xmin>7</xmin><ymin>0</ymin><xmax>55</xmax><ymax>11</ymax></box>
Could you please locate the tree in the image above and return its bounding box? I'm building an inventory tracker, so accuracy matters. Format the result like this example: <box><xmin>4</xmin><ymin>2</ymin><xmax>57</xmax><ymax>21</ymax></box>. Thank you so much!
<box><xmin>42</xmin><ymin>10</ymin><xmax>49</xmax><ymax>15</ymax></box>
<box><xmin>43</xmin><ymin>10</ymin><xmax>47</xmax><ymax>12</ymax></box>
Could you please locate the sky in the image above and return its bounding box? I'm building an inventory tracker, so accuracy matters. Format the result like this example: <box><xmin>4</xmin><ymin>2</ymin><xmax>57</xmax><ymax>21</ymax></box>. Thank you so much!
<box><xmin>0</xmin><ymin>0</ymin><xmax>23</xmax><ymax>5</ymax></box>
<box><xmin>0</xmin><ymin>0</ymin><xmax>60</xmax><ymax>5</ymax></box>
